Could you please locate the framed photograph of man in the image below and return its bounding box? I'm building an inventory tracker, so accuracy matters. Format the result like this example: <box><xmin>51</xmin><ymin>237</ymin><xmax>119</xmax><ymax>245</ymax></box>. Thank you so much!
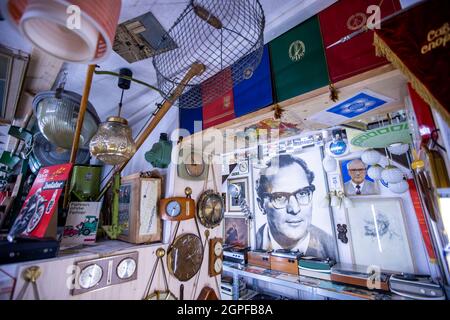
<box><xmin>340</xmin><ymin>158</ymin><xmax>380</xmax><ymax>196</ymax></box>
<box><xmin>224</xmin><ymin>216</ymin><xmax>249</xmax><ymax>248</ymax></box>
<box><xmin>252</xmin><ymin>146</ymin><xmax>337</xmax><ymax>260</ymax></box>
<box><xmin>227</xmin><ymin>177</ymin><xmax>249</xmax><ymax>213</ymax></box>
<box><xmin>345</xmin><ymin>197</ymin><xmax>416</xmax><ymax>273</ymax></box>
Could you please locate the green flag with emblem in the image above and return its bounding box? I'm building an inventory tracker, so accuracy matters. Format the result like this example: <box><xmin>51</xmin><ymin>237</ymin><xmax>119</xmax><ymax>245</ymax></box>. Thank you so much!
<box><xmin>270</xmin><ymin>16</ymin><xmax>329</xmax><ymax>102</ymax></box>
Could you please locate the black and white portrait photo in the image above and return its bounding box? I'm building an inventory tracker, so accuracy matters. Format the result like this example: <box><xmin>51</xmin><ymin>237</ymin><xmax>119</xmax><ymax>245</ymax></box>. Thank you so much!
<box><xmin>254</xmin><ymin>149</ymin><xmax>337</xmax><ymax>260</ymax></box>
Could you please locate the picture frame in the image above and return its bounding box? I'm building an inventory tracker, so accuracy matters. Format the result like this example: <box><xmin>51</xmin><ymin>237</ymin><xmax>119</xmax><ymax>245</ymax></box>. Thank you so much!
<box><xmin>118</xmin><ymin>173</ymin><xmax>162</xmax><ymax>244</ymax></box>
<box><xmin>345</xmin><ymin>197</ymin><xmax>416</xmax><ymax>273</ymax></box>
<box><xmin>339</xmin><ymin>158</ymin><xmax>380</xmax><ymax>196</ymax></box>
<box><xmin>227</xmin><ymin>177</ymin><xmax>249</xmax><ymax>213</ymax></box>
<box><xmin>223</xmin><ymin>216</ymin><xmax>249</xmax><ymax>248</ymax></box>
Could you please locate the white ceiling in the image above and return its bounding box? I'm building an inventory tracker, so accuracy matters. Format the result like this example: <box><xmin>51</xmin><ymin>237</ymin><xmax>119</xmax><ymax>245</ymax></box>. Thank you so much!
<box><xmin>0</xmin><ymin>0</ymin><xmax>337</xmax><ymax>125</ymax></box>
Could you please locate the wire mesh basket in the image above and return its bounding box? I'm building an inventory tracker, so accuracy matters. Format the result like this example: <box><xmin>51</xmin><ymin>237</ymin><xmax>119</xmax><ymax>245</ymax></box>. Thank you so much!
<box><xmin>153</xmin><ymin>0</ymin><xmax>265</xmax><ymax>109</ymax></box>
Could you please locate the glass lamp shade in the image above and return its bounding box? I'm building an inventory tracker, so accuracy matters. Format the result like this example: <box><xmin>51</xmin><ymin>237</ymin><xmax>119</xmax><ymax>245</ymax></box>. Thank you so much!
<box><xmin>330</xmin><ymin>194</ymin><xmax>340</xmax><ymax>207</ymax></box>
<box><xmin>361</xmin><ymin>149</ymin><xmax>381</xmax><ymax>165</ymax></box>
<box><xmin>388</xmin><ymin>143</ymin><xmax>409</xmax><ymax>155</ymax></box>
<box><xmin>367</xmin><ymin>164</ymin><xmax>383</xmax><ymax>180</ymax></box>
<box><xmin>89</xmin><ymin>116</ymin><xmax>136</xmax><ymax>165</ymax></box>
<box><xmin>388</xmin><ymin>180</ymin><xmax>409</xmax><ymax>194</ymax></box>
<box><xmin>33</xmin><ymin>91</ymin><xmax>100</xmax><ymax>150</ymax></box>
<box><xmin>381</xmin><ymin>165</ymin><xmax>404</xmax><ymax>184</ymax></box>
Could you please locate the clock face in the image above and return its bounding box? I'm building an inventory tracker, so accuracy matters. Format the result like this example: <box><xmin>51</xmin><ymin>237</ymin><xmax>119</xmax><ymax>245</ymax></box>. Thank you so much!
<box><xmin>214</xmin><ymin>241</ymin><xmax>223</xmax><ymax>256</ymax></box>
<box><xmin>168</xmin><ymin>234</ymin><xmax>203</xmax><ymax>281</ymax></box>
<box><xmin>197</xmin><ymin>190</ymin><xmax>224</xmax><ymax>228</ymax></box>
<box><xmin>214</xmin><ymin>258</ymin><xmax>223</xmax><ymax>273</ymax></box>
<box><xmin>239</xmin><ymin>161</ymin><xmax>248</xmax><ymax>173</ymax></box>
<box><xmin>166</xmin><ymin>201</ymin><xmax>181</xmax><ymax>217</ymax></box>
<box><xmin>185</xmin><ymin>152</ymin><xmax>205</xmax><ymax>177</ymax></box>
<box><xmin>79</xmin><ymin>264</ymin><xmax>102</xmax><ymax>289</ymax></box>
<box><xmin>117</xmin><ymin>258</ymin><xmax>137</xmax><ymax>279</ymax></box>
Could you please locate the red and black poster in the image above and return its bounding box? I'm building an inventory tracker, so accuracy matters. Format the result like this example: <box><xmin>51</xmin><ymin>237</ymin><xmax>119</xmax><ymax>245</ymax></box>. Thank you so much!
<box><xmin>7</xmin><ymin>163</ymin><xmax>73</xmax><ymax>241</ymax></box>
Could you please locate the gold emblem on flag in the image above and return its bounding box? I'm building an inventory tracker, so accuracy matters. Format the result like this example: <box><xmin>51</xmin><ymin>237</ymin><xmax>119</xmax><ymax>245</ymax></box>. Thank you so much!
<box><xmin>289</xmin><ymin>40</ymin><xmax>305</xmax><ymax>62</ymax></box>
<box><xmin>347</xmin><ymin>12</ymin><xmax>367</xmax><ymax>31</ymax></box>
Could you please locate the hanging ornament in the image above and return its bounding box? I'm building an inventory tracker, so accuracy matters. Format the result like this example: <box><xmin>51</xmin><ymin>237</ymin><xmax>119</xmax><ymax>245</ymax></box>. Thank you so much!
<box><xmin>329</xmin><ymin>83</ymin><xmax>339</xmax><ymax>102</ymax></box>
<box><xmin>322</xmin><ymin>155</ymin><xmax>337</xmax><ymax>173</ymax></box>
<box><xmin>367</xmin><ymin>164</ymin><xmax>383</xmax><ymax>180</ymax></box>
<box><xmin>388</xmin><ymin>143</ymin><xmax>409</xmax><ymax>155</ymax></box>
<box><xmin>273</xmin><ymin>104</ymin><xmax>283</xmax><ymax>119</ymax></box>
<box><xmin>381</xmin><ymin>165</ymin><xmax>404</xmax><ymax>184</ymax></box>
<box><xmin>388</xmin><ymin>180</ymin><xmax>409</xmax><ymax>194</ymax></box>
<box><xmin>361</xmin><ymin>149</ymin><xmax>381</xmax><ymax>165</ymax></box>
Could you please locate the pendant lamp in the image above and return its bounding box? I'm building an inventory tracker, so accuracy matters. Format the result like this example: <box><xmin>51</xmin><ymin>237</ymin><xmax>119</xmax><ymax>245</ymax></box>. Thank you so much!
<box><xmin>361</xmin><ymin>149</ymin><xmax>381</xmax><ymax>166</ymax></box>
<box><xmin>367</xmin><ymin>164</ymin><xmax>383</xmax><ymax>180</ymax></box>
<box><xmin>388</xmin><ymin>180</ymin><xmax>409</xmax><ymax>194</ymax></box>
<box><xmin>2</xmin><ymin>0</ymin><xmax>121</xmax><ymax>63</ymax></box>
<box><xmin>89</xmin><ymin>68</ymin><xmax>136</xmax><ymax>165</ymax></box>
<box><xmin>388</xmin><ymin>143</ymin><xmax>409</xmax><ymax>155</ymax></box>
<box><xmin>381</xmin><ymin>165</ymin><xmax>404</xmax><ymax>184</ymax></box>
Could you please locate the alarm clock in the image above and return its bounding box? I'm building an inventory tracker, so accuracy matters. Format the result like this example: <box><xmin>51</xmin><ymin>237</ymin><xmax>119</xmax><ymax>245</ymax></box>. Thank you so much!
<box><xmin>159</xmin><ymin>187</ymin><xmax>196</xmax><ymax>221</ymax></box>
<box><xmin>209</xmin><ymin>238</ymin><xmax>223</xmax><ymax>277</ymax></box>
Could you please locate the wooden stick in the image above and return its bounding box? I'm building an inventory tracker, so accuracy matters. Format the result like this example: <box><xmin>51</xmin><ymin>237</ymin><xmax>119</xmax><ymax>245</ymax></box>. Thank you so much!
<box><xmin>63</xmin><ymin>64</ymin><xmax>96</xmax><ymax>209</ymax></box>
<box><xmin>96</xmin><ymin>63</ymin><xmax>205</xmax><ymax>200</ymax></box>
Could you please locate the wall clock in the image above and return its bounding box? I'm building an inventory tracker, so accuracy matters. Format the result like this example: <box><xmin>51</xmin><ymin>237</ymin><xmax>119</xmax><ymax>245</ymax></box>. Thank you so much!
<box><xmin>167</xmin><ymin>233</ymin><xmax>203</xmax><ymax>282</ymax></box>
<box><xmin>72</xmin><ymin>251</ymin><xmax>139</xmax><ymax>295</ymax></box>
<box><xmin>197</xmin><ymin>190</ymin><xmax>224</xmax><ymax>228</ymax></box>
<box><xmin>177</xmin><ymin>148</ymin><xmax>209</xmax><ymax>181</ymax></box>
<box><xmin>208</xmin><ymin>238</ymin><xmax>223</xmax><ymax>277</ymax></box>
<box><xmin>159</xmin><ymin>187</ymin><xmax>195</xmax><ymax>221</ymax></box>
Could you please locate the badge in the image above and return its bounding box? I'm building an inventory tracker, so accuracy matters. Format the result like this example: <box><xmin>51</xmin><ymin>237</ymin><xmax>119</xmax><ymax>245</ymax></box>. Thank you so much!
<box><xmin>346</xmin><ymin>13</ymin><xmax>367</xmax><ymax>31</ymax></box>
<box><xmin>288</xmin><ymin>40</ymin><xmax>305</xmax><ymax>62</ymax></box>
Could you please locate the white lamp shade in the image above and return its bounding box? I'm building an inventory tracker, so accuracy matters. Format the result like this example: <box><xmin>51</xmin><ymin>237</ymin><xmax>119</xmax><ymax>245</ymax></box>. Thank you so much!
<box><xmin>381</xmin><ymin>165</ymin><xmax>404</xmax><ymax>184</ymax></box>
<box><xmin>322</xmin><ymin>155</ymin><xmax>337</xmax><ymax>173</ymax></box>
<box><xmin>361</xmin><ymin>149</ymin><xmax>381</xmax><ymax>165</ymax></box>
<box><xmin>388</xmin><ymin>143</ymin><xmax>409</xmax><ymax>155</ymax></box>
<box><xmin>388</xmin><ymin>180</ymin><xmax>409</xmax><ymax>194</ymax></box>
<box><xmin>367</xmin><ymin>164</ymin><xmax>383</xmax><ymax>180</ymax></box>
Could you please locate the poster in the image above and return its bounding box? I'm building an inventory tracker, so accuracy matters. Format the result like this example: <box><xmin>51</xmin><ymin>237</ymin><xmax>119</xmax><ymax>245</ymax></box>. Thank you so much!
<box><xmin>61</xmin><ymin>202</ymin><xmax>102</xmax><ymax>246</ymax></box>
<box><xmin>7</xmin><ymin>163</ymin><xmax>72</xmax><ymax>241</ymax></box>
<box><xmin>252</xmin><ymin>146</ymin><xmax>337</xmax><ymax>260</ymax></box>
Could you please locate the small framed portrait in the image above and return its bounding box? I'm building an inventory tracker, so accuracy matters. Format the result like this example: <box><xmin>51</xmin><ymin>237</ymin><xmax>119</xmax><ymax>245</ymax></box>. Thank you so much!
<box><xmin>224</xmin><ymin>216</ymin><xmax>249</xmax><ymax>248</ymax></box>
<box><xmin>340</xmin><ymin>158</ymin><xmax>379</xmax><ymax>196</ymax></box>
<box><xmin>227</xmin><ymin>177</ymin><xmax>249</xmax><ymax>213</ymax></box>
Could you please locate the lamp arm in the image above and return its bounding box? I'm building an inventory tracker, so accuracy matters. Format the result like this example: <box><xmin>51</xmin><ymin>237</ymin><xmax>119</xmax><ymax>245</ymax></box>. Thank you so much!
<box><xmin>94</xmin><ymin>69</ymin><xmax>167</xmax><ymax>99</ymax></box>
<box><xmin>95</xmin><ymin>63</ymin><xmax>206</xmax><ymax>201</ymax></box>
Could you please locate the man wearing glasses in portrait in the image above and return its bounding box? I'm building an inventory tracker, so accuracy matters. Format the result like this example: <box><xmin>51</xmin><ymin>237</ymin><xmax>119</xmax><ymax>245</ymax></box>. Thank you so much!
<box><xmin>344</xmin><ymin>159</ymin><xmax>377</xmax><ymax>196</ymax></box>
<box><xmin>255</xmin><ymin>154</ymin><xmax>335</xmax><ymax>259</ymax></box>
